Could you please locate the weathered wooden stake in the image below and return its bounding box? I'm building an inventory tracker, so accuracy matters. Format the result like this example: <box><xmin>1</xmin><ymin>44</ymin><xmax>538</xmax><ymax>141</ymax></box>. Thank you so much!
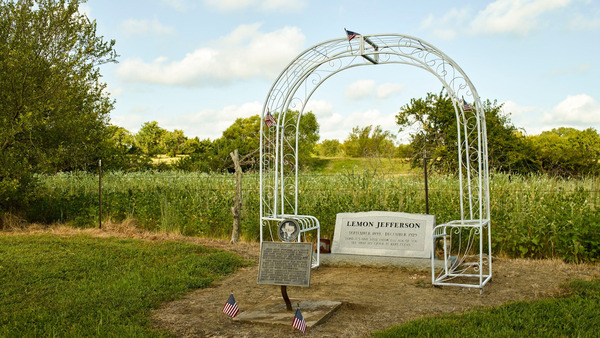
<box><xmin>230</xmin><ymin>149</ymin><xmax>242</xmax><ymax>243</ymax></box>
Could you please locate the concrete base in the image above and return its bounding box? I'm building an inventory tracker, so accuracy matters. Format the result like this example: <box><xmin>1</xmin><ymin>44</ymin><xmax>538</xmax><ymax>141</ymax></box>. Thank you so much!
<box><xmin>320</xmin><ymin>253</ymin><xmax>443</xmax><ymax>270</ymax></box>
<box><xmin>234</xmin><ymin>296</ymin><xmax>342</xmax><ymax>328</ymax></box>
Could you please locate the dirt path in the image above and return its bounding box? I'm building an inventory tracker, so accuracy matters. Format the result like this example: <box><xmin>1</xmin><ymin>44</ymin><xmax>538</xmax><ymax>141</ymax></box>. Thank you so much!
<box><xmin>5</xmin><ymin>222</ymin><xmax>600</xmax><ymax>337</ymax></box>
<box><xmin>152</xmin><ymin>257</ymin><xmax>599</xmax><ymax>337</ymax></box>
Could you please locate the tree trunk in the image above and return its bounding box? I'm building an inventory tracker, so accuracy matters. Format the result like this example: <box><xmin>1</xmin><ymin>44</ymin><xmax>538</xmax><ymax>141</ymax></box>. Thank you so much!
<box><xmin>230</xmin><ymin>149</ymin><xmax>242</xmax><ymax>243</ymax></box>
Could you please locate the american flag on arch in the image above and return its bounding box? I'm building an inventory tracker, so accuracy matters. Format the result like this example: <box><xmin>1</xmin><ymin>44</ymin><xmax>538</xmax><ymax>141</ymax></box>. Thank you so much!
<box><xmin>264</xmin><ymin>110</ymin><xmax>276</xmax><ymax>127</ymax></box>
<box><xmin>345</xmin><ymin>28</ymin><xmax>360</xmax><ymax>41</ymax></box>
<box><xmin>462</xmin><ymin>97</ymin><xmax>473</xmax><ymax>112</ymax></box>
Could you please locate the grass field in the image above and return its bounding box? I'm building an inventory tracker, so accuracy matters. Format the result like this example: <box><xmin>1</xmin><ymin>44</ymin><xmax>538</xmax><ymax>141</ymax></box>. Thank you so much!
<box><xmin>28</xmin><ymin>168</ymin><xmax>600</xmax><ymax>262</ymax></box>
<box><xmin>0</xmin><ymin>234</ymin><xmax>248</xmax><ymax>336</ymax></box>
<box><xmin>307</xmin><ymin>156</ymin><xmax>417</xmax><ymax>175</ymax></box>
<box><xmin>374</xmin><ymin>279</ymin><xmax>600</xmax><ymax>337</ymax></box>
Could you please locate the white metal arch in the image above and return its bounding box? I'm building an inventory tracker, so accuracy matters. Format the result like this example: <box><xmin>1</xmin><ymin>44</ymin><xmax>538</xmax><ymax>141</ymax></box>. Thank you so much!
<box><xmin>260</xmin><ymin>34</ymin><xmax>491</xmax><ymax>289</ymax></box>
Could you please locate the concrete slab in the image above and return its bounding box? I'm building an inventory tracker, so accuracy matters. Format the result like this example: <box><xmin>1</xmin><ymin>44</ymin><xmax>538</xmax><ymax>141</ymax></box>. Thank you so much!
<box><xmin>234</xmin><ymin>296</ymin><xmax>342</xmax><ymax>328</ymax></box>
<box><xmin>320</xmin><ymin>253</ymin><xmax>444</xmax><ymax>270</ymax></box>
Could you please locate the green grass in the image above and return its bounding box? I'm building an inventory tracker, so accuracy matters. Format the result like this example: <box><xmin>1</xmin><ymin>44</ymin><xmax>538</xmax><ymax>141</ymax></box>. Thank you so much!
<box><xmin>308</xmin><ymin>156</ymin><xmax>416</xmax><ymax>175</ymax></box>
<box><xmin>374</xmin><ymin>279</ymin><xmax>600</xmax><ymax>337</ymax></box>
<box><xmin>0</xmin><ymin>234</ymin><xmax>248</xmax><ymax>337</ymax></box>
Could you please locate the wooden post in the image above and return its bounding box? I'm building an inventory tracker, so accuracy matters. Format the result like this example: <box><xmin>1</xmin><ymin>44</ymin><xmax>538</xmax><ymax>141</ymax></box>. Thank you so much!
<box><xmin>99</xmin><ymin>159</ymin><xmax>102</xmax><ymax>229</ymax></box>
<box><xmin>230</xmin><ymin>149</ymin><xmax>242</xmax><ymax>243</ymax></box>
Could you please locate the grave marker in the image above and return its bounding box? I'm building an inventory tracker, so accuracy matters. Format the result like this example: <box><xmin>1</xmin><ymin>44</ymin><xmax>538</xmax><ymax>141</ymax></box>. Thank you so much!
<box><xmin>331</xmin><ymin>211</ymin><xmax>435</xmax><ymax>258</ymax></box>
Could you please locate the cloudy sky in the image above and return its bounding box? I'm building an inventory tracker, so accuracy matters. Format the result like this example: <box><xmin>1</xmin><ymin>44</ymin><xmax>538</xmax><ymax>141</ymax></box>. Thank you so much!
<box><xmin>87</xmin><ymin>0</ymin><xmax>600</xmax><ymax>142</ymax></box>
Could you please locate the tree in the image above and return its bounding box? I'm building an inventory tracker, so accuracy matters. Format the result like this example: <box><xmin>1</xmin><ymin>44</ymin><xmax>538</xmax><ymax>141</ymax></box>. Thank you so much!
<box><xmin>343</xmin><ymin>125</ymin><xmax>396</xmax><ymax>158</ymax></box>
<box><xmin>396</xmin><ymin>90</ymin><xmax>532</xmax><ymax>173</ymax></box>
<box><xmin>296</xmin><ymin>111</ymin><xmax>320</xmax><ymax>162</ymax></box>
<box><xmin>317</xmin><ymin>139</ymin><xmax>343</xmax><ymax>157</ymax></box>
<box><xmin>101</xmin><ymin>125</ymin><xmax>150</xmax><ymax>171</ymax></box>
<box><xmin>0</xmin><ymin>0</ymin><xmax>117</xmax><ymax>210</ymax></box>
<box><xmin>135</xmin><ymin>121</ymin><xmax>167</xmax><ymax>156</ymax></box>
<box><xmin>177</xmin><ymin>111</ymin><xmax>320</xmax><ymax>173</ymax></box>
<box><xmin>528</xmin><ymin>127</ymin><xmax>600</xmax><ymax>176</ymax></box>
<box><xmin>162</xmin><ymin>129</ymin><xmax>186</xmax><ymax>157</ymax></box>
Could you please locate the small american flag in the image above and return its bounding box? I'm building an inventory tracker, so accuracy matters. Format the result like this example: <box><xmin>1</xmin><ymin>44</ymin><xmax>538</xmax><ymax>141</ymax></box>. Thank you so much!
<box><xmin>462</xmin><ymin>97</ymin><xmax>473</xmax><ymax>112</ymax></box>
<box><xmin>345</xmin><ymin>28</ymin><xmax>359</xmax><ymax>41</ymax></box>
<box><xmin>222</xmin><ymin>294</ymin><xmax>239</xmax><ymax>318</ymax></box>
<box><xmin>264</xmin><ymin>111</ymin><xmax>276</xmax><ymax>127</ymax></box>
<box><xmin>292</xmin><ymin>308</ymin><xmax>307</xmax><ymax>334</ymax></box>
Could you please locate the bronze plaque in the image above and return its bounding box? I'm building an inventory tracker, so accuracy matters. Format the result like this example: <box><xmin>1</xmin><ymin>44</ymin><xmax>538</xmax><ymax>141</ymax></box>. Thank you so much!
<box><xmin>257</xmin><ymin>242</ymin><xmax>313</xmax><ymax>287</ymax></box>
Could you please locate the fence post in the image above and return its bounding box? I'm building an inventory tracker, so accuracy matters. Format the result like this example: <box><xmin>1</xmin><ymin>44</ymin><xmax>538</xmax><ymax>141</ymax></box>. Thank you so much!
<box><xmin>230</xmin><ymin>149</ymin><xmax>242</xmax><ymax>243</ymax></box>
<box><xmin>99</xmin><ymin>159</ymin><xmax>102</xmax><ymax>229</ymax></box>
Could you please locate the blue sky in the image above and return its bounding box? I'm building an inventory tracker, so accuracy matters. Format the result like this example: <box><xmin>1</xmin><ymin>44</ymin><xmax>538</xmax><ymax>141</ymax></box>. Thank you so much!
<box><xmin>85</xmin><ymin>0</ymin><xmax>600</xmax><ymax>143</ymax></box>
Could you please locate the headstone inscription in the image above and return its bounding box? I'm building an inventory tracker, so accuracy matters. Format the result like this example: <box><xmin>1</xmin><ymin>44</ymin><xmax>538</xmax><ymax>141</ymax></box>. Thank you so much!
<box><xmin>331</xmin><ymin>211</ymin><xmax>435</xmax><ymax>258</ymax></box>
<box><xmin>257</xmin><ymin>242</ymin><xmax>313</xmax><ymax>287</ymax></box>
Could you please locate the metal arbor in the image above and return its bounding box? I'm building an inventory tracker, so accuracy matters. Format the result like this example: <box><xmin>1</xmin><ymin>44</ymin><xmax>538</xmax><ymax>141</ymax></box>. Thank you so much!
<box><xmin>259</xmin><ymin>34</ymin><xmax>492</xmax><ymax>289</ymax></box>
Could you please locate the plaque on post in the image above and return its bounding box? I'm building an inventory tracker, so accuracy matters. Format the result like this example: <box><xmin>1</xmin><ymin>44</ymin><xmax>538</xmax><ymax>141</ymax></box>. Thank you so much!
<box><xmin>257</xmin><ymin>242</ymin><xmax>313</xmax><ymax>287</ymax></box>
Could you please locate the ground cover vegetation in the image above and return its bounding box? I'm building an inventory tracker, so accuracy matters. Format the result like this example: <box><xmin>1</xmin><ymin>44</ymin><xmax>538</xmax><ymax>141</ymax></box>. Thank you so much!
<box><xmin>374</xmin><ymin>278</ymin><xmax>600</xmax><ymax>337</ymax></box>
<box><xmin>0</xmin><ymin>234</ymin><xmax>248</xmax><ymax>336</ymax></box>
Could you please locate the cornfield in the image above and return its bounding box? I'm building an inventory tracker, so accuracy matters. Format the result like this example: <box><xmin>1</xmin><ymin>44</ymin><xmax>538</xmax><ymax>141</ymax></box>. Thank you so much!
<box><xmin>28</xmin><ymin>170</ymin><xmax>600</xmax><ymax>262</ymax></box>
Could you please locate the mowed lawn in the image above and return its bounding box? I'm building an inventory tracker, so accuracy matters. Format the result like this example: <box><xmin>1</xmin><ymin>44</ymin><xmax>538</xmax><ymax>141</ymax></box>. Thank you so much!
<box><xmin>374</xmin><ymin>278</ymin><xmax>600</xmax><ymax>337</ymax></box>
<box><xmin>0</xmin><ymin>234</ymin><xmax>248</xmax><ymax>336</ymax></box>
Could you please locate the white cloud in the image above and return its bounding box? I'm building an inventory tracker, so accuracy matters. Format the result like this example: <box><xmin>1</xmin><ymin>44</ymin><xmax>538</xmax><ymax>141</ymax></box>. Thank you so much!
<box><xmin>105</xmin><ymin>85</ymin><xmax>123</xmax><ymax>98</ymax></box>
<box><xmin>502</xmin><ymin>95</ymin><xmax>600</xmax><ymax>136</ymax></box>
<box><xmin>318</xmin><ymin>108</ymin><xmax>398</xmax><ymax>141</ymax></box>
<box><xmin>121</xmin><ymin>18</ymin><xmax>175</xmax><ymax>36</ymax></box>
<box><xmin>78</xmin><ymin>4</ymin><xmax>92</xmax><ymax>17</ymax></box>
<box><xmin>421</xmin><ymin>8</ymin><xmax>469</xmax><ymax>39</ymax></box>
<box><xmin>543</xmin><ymin>94</ymin><xmax>600</xmax><ymax>126</ymax></box>
<box><xmin>569</xmin><ymin>12</ymin><xmax>600</xmax><ymax>30</ymax></box>
<box><xmin>109</xmin><ymin>111</ymin><xmax>147</xmax><ymax>132</ymax></box>
<box><xmin>161</xmin><ymin>0</ymin><xmax>195</xmax><ymax>12</ymax></box>
<box><xmin>470</xmin><ymin>0</ymin><xmax>572</xmax><ymax>35</ymax></box>
<box><xmin>344</xmin><ymin>81</ymin><xmax>405</xmax><ymax>100</ymax></box>
<box><xmin>305</xmin><ymin>100</ymin><xmax>335</xmax><ymax>118</ymax></box>
<box><xmin>162</xmin><ymin>102</ymin><xmax>263</xmax><ymax>139</ymax></box>
<box><xmin>345</xmin><ymin>80</ymin><xmax>376</xmax><ymax>100</ymax></box>
<box><xmin>376</xmin><ymin>83</ymin><xmax>405</xmax><ymax>99</ymax></box>
<box><xmin>116</xmin><ymin>24</ymin><xmax>305</xmax><ymax>86</ymax></box>
<box><xmin>111</xmin><ymin>101</ymin><xmax>263</xmax><ymax>138</ymax></box>
<box><xmin>203</xmin><ymin>0</ymin><xmax>306</xmax><ymax>12</ymax></box>
<box><xmin>422</xmin><ymin>0</ymin><xmax>573</xmax><ymax>39</ymax></box>
<box><xmin>545</xmin><ymin>63</ymin><xmax>592</xmax><ymax>77</ymax></box>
